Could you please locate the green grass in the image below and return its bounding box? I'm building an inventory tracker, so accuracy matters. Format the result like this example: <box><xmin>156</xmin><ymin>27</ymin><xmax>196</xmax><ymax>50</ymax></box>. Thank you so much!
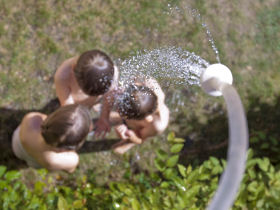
<box><xmin>0</xmin><ymin>0</ymin><xmax>279</xmax><ymax>185</ymax></box>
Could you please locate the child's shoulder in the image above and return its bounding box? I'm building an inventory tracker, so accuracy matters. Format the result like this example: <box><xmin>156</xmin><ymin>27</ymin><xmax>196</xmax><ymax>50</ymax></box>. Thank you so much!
<box><xmin>153</xmin><ymin>104</ymin><xmax>169</xmax><ymax>133</ymax></box>
<box><xmin>22</xmin><ymin>112</ymin><xmax>46</xmax><ymax>132</ymax></box>
<box><xmin>55</xmin><ymin>57</ymin><xmax>77</xmax><ymax>81</ymax></box>
<box><xmin>144</xmin><ymin>78</ymin><xmax>165</xmax><ymax>101</ymax></box>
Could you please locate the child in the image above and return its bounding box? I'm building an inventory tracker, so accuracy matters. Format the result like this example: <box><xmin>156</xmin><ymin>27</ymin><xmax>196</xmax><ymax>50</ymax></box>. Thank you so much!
<box><xmin>95</xmin><ymin>77</ymin><xmax>169</xmax><ymax>154</ymax></box>
<box><xmin>12</xmin><ymin>104</ymin><xmax>92</xmax><ymax>173</ymax></box>
<box><xmin>54</xmin><ymin>49</ymin><xmax>118</xmax><ymax>109</ymax></box>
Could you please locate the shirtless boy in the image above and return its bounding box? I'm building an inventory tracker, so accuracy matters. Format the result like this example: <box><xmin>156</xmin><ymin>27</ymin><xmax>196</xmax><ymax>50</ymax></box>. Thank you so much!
<box><xmin>95</xmin><ymin>77</ymin><xmax>169</xmax><ymax>154</ymax></box>
<box><xmin>12</xmin><ymin>104</ymin><xmax>92</xmax><ymax>173</ymax></box>
<box><xmin>54</xmin><ymin>49</ymin><xmax>118</xmax><ymax>109</ymax></box>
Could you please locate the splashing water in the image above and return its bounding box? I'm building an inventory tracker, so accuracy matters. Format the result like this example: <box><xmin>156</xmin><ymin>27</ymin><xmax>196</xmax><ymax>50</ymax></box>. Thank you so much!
<box><xmin>190</xmin><ymin>9</ymin><xmax>221</xmax><ymax>63</ymax></box>
<box><xmin>119</xmin><ymin>46</ymin><xmax>209</xmax><ymax>88</ymax></box>
<box><xmin>101</xmin><ymin>5</ymin><xmax>221</xmax><ymax>167</ymax></box>
<box><xmin>166</xmin><ymin>4</ymin><xmax>221</xmax><ymax>63</ymax></box>
<box><xmin>114</xmin><ymin>47</ymin><xmax>209</xmax><ymax>112</ymax></box>
<box><xmin>114</xmin><ymin>3</ymin><xmax>221</xmax><ymax>111</ymax></box>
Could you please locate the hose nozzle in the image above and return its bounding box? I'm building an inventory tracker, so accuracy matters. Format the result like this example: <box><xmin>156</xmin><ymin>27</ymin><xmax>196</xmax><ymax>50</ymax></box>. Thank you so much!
<box><xmin>201</xmin><ymin>63</ymin><xmax>233</xmax><ymax>96</ymax></box>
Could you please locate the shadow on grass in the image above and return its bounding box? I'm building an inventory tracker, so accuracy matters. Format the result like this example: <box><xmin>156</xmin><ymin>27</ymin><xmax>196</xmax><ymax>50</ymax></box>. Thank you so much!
<box><xmin>2</xmin><ymin>95</ymin><xmax>280</xmax><ymax>170</ymax></box>
<box><xmin>0</xmin><ymin>98</ymin><xmax>60</xmax><ymax>170</ymax></box>
<box><xmin>178</xmin><ymin>106</ymin><xmax>228</xmax><ymax>166</ymax></box>
<box><xmin>178</xmin><ymin>95</ymin><xmax>280</xmax><ymax>166</ymax></box>
<box><xmin>0</xmin><ymin>98</ymin><xmax>121</xmax><ymax>170</ymax></box>
<box><xmin>0</xmin><ymin>107</ymin><xmax>29</xmax><ymax>170</ymax></box>
<box><xmin>78</xmin><ymin>139</ymin><xmax>120</xmax><ymax>153</ymax></box>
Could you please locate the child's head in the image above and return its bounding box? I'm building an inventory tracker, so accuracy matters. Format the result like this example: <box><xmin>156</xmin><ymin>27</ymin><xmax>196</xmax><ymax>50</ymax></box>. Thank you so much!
<box><xmin>74</xmin><ymin>49</ymin><xmax>114</xmax><ymax>96</ymax></box>
<box><xmin>41</xmin><ymin>104</ymin><xmax>91</xmax><ymax>150</ymax></box>
<box><xmin>117</xmin><ymin>84</ymin><xmax>158</xmax><ymax>120</ymax></box>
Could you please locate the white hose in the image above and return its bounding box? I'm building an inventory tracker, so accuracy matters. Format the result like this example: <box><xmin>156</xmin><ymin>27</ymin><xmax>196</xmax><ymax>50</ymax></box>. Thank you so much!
<box><xmin>207</xmin><ymin>81</ymin><xmax>248</xmax><ymax>210</ymax></box>
<box><xmin>201</xmin><ymin>64</ymin><xmax>248</xmax><ymax>209</ymax></box>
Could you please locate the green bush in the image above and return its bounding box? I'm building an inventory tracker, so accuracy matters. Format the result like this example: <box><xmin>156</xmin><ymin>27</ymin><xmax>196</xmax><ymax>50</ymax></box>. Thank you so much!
<box><xmin>250</xmin><ymin>130</ymin><xmax>280</xmax><ymax>166</ymax></box>
<box><xmin>0</xmin><ymin>132</ymin><xmax>280</xmax><ymax>209</ymax></box>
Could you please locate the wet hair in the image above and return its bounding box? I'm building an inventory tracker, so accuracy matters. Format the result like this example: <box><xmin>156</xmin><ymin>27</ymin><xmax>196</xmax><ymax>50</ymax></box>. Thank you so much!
<box><xmin>41</xmin><ymin>104</ymin><xmax>91</xmax><ymax>150</ymax></box>
<box><xmin>117</xmin><ymin>84</ymin><xmax>158</xmax><ymax>120</ymax></box>
<box><xmin>74</xmin><ymin>49</ymin><xmax>114</xmax><ymax>96</ymax></box>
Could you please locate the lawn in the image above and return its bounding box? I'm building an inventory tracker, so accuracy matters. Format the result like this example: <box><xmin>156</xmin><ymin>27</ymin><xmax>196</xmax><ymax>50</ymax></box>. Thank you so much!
<box><xmin>0</xmin><ymin>0</ymin><xmax>279</xmax><ymax>189</ymax></box>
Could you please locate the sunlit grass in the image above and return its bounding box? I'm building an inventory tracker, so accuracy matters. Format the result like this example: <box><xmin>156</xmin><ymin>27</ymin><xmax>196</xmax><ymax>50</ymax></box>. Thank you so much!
<box><xmin>0</xmin><ymin>0</ymin><xmax>279</xmax><ymax>184</ymax></box>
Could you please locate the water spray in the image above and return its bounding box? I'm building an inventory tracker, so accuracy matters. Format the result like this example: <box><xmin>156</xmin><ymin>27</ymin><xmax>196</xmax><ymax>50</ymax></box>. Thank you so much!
<box><xmin>201</xmin><ymin>64</ymin><xmax>248</xmax><ymax>210</ymax></box>
<box><xmin>119</xmin><ymin>50</ymin><xmax>248</xmax><ymax>209</ymax></box>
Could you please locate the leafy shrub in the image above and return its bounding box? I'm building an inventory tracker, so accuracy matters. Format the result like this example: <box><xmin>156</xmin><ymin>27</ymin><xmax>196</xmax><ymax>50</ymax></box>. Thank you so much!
<box><xmin>0</xmin><ymin>132</ymin><xmax>280</xmax><ymax>209</ymax></box>
<box><xmin>250</xmin><ymin>130</ymin><xmax>280</xmax><ymax>166</ymax></box>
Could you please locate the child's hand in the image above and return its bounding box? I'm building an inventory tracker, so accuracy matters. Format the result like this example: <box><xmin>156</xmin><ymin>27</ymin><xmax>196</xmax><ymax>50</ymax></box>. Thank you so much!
<box><xmin>115</xmin><ymin>124</ymin><xmax>129</xmax><ymax>140</ymax></box>
<box><xmin>125</xmin><ymin>130</ymin><xmax>142</xmax><ymax>144</ymax></box>
<box><xmin>94</xmin><ymin>118</ymin><xmax>111</xmax><ymax>138</ymax></box>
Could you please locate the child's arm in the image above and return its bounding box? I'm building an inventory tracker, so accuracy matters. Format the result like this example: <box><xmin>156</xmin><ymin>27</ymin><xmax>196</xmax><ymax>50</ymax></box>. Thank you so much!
<box><xmin>113</xmin><ymin>111</ymin><xmax>170</xmax><ymax>155</ymax></box>
<box><xmin>125</xmin><ymin>130</ymin><xmax>143</xmax><ymax>144</ymax></box>
<box><xmin>94</xmin><ymin>89</ymin><xmax>117</xmax><ymax>138</ymax></box>
<box><xmin>54</xmin><ymin>58</ymin><xmax>75</xmax><ymax>106</ymax></box>
<box><xmin>114</xmin><ymin>124</ymin><xmax>142</xmax><ymax>144</ymax></box>
<box><xmin>153</xmin><ymin>104</ymin><xmax>170</xmax><ymax>133</ymax></box>
<box><xmin>111</xmin><ymin>66</ymin><xmax>119</xmax><ymax>89</ymax></box>
<box><xmin>112</xmin><ymin>125</ymin><xmax>137</xmax><ymax>154</ymax></box>
<box><xmin>55</xmin><ymin>79</ymin><xmax>74</xmax><ymax>106</ymax></box>
<box><xmin>112</xmin><ymin>125</ymin><xmax>151</xmax><ymax>154</ymax></box>
<box><xmin>94</xmin><ymin>66</ymin><xmax>120</xmax><ymax>137</ymax></box>
<box><xmin>42</xmin><ymin>151</ymin><xmax>79</xmax><ymax>173</ymax></box>
<box><xmin>113</xmin><ymin>142</ymin><xmax>136</xmax><ymax>155</ymax></box>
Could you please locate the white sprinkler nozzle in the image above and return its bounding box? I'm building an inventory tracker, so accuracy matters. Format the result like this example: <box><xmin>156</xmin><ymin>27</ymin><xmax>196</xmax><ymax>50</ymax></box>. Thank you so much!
<box><xmin>201</xmin><ymin>63</ymin><xmax>233</xmax><ymax>96</ymax></box>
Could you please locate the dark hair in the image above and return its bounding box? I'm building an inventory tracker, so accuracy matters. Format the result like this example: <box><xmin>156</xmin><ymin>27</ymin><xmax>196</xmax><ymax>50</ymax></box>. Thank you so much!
<box><xmin>41</xmin><ymin>104</ymin><xmax>91</xmax><ymax>150</ymax></box>
<box><xmin>117</xmin><ymin>85</ymin><xmax>158</xmax><ymax>120</ymax></box>
<box><xmin>74</xmin><ymin>49</ymin><xmax>114</xmax><ymax>96</ymax></box>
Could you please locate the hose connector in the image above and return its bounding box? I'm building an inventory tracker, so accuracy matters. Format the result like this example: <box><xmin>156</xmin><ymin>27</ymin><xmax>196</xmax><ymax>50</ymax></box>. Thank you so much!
<box><xmin>201</xmin><ymin>63</ymin><xmax>233</xmax><ymax>96</ymax></box>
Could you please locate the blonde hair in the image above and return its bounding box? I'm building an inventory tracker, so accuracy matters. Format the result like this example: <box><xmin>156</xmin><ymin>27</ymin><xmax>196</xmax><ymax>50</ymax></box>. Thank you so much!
<box><xmin>41</xmin><ymin>104</ymin><xmax>91</xmax><ymax>150</ymax></box>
